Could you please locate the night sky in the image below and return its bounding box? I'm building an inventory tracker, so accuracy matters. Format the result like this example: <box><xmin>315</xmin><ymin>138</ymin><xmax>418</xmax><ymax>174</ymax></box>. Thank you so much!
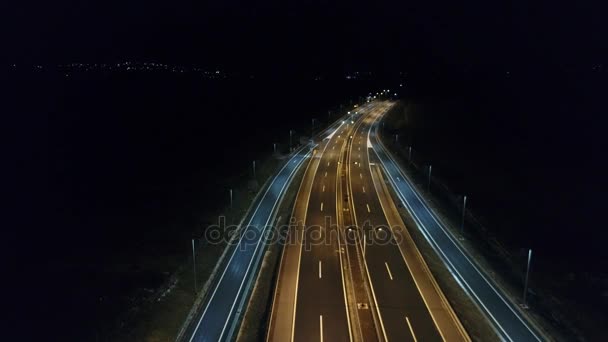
<box><xmin>7</xmin><ymin>1</ymin><xmax>607</xmax><ymax>71</ymax></box>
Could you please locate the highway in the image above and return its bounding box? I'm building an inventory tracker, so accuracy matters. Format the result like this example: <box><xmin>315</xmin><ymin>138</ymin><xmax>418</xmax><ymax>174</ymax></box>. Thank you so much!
<box><xmin>291</xmin><ymin>121</ymin><xmax>352</xmax><ymax>342</ymax></box>
<box><xmin>268</xmin><ymin>103</ymin><xmax>468</xmax><ymax>342</ymax></box>
<box><xmin>348</xmin><ymin>106</ymin><xmax>446</xmax><ymax>342</ymax></box>
<box><xmin>369</xmin><ymin>102</ymin><xmax>544</xmax><ymax>342</ymax></box>
<box><xmin>183</xmin><ymin>117</ymin><xmax>350</xmax><ymax>341</ymax></box>
<box><xmin>185</xmin><ymin>99</ymin><xmax>543</xmax><ymax>342</ymax></box>
<box><xmin>267</xmin><ymin>109</ymin><xmax>371</xmax><ymax>341</ymax></box>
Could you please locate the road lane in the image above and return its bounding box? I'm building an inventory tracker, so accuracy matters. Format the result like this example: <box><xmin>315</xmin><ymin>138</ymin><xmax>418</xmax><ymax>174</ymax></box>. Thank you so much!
<box><xmin>293</xmin><ymin>128</ymin><xmax>351</xmax><ymax>342</ymax></box>
<box><xmin>188</xmin><ymin>147</ymin><xmax>310</xmax><ymax>341</ymax></box>
<box><xmin>348</xmin><ymin>108</ymin><xmax>443</xmax><ymax>342</ymax></box>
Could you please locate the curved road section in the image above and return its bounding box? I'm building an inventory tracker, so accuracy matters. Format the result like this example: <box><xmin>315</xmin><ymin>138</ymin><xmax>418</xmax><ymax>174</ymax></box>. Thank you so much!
<box><xmin>369</xmin><ymin>104</ymin><xmax>543</xmax><ymax>342</ymax></box>
<box><xmin>185</xmin><ymin>148</ymin><xmax>309</xmax><ymax>341</ymax></box>
<box><xmin>184</xmin><ymin>119</ymin><xmax>349</xmax><ymax>342</ymax></box>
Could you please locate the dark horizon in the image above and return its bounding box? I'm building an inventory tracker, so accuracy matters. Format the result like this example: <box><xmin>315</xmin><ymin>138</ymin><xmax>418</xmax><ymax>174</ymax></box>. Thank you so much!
<box><xmin>7</xmin><ymin>1</ymin><xmax>607</xmax><ymax>71</ymax></box>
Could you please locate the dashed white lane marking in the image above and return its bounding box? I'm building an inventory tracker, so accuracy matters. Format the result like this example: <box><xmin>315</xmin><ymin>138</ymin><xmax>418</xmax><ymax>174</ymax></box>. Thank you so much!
<box><xmin>360</xmin><ymin>173</ymin><xmax>363</xmax><ymax>179</ymax></box>
<box><xmin>367</xmin><ymin>204</ymin><xmax>371</xmax><ymax>213</ymax></box>
<box><xmin>406</xmin><ymin>316</ymin><xmax>418</xmax><ymax>342</ymax></box>
<box><xmin>385</xmin><ymin>262</ymin><xmax>393</xmax><ymax>280</ymax></box>
<box><xmin>319</xmin><ymin>260</ymin><xmax>322</xmax><ymax>279</ymax></box>
<box><xmin>325</xmin><ymin>171</ymin><xmax>327</xmax><ymax>177</ymax></box>
<box><xmin>321</xmin><ymin>202</ymin><xmax>324</xmax><ymax>212</ymax></box>
<box><xmin>322</xmin><ymin>185</ymin><xmax>325</xmax><ymax>192</ymax></box>
<box><xmin>362</xmin><ymin>186</ymin><xmax>366</xmax><ymax>193</ymax></box>
<box><xmin>320</xmin><ymin>315</ymin><xmax>324</xmax><ymax>342</ymax></box>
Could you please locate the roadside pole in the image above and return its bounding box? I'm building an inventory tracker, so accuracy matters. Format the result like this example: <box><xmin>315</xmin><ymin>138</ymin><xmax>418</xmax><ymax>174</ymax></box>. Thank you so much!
<box><xmin>408</xmin><ymin>146</ymin><xmax>412</xmax><ymax>164</ymax></box>
<box><xmin>523</xmin><ymin>249</ymin><xmax>532</xmax><ymax>308</ymax></box>
<box><xmin>191</xmin><ymin>238</ymin><xmax>197</xmax><ymax>294</ymax></box>
<box><xmin>461</xmin><ymin>195</ymin><xmax>467</xmax><ymax>238</ymax></box>
<box><xmin>427</xmin><ymin>165</ymin><xmax>432</xmax><ymax>192</ymax></box>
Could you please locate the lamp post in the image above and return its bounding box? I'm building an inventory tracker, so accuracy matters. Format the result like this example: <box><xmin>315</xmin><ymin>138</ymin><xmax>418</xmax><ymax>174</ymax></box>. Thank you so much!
<box><xmin>252</xmin><ymin>160</ymin><xmax>256</xmax><ymax>178</ymax></box>
<box><xmin>408</xmin><ymin>146</ymin><xmax>412</xmax><ymax>163</ymax></box>
<box><xmin>229</xmin><ymin>189</ymin><xmax>233</xmax><ymax>209</ymax></box>
<box><xmin>289</xmin><ymin>129</ymin><xmax>293</xmax><ymax>150</ymax></box>
<box><xmin>191</xmin><ymin>238</ymin><xmax>197</xmax><ymax>294</ymax></box>
<box><xmin>427</xmin><ymin>165</ymin><xmax>432</xmax><ymax>191</ymax></box>
<box><xmin>523</xmin><ymin>249</ymin><xmax>533</xmax><ymax>308</ymax></box>
<box><xmin>461</xmin><ymin>195</ymin><xmax>467</xmax><ymax>236</ymax></box>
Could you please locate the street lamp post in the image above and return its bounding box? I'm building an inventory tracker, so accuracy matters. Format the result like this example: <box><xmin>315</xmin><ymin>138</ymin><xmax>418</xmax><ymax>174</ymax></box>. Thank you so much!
<box><xmin>408</xmin><ymin>146</ymin><xmax>412</xmax><ymax>163</ymax></box>
<box><xmin>191</xmin><ymin>238</ymin><xmax>197</xmax><ymax>294</ymax></box>
<box><xmin>523</xmin><ymin>249</ymin><xmax>533</xmax><ymax>308</ymax></box>
<box><xmin>253</xmin><ymin>160</ymin><xmax>256</xmax><ymax>178</ymax></box>
<box><xmin>461</xmin><ymin>195</ymin><xmax>467</xmax><ymax>236</ymax></box>
<box><xmin>427</xmin><ymin>165</ymin><xmax>432</xmax><ymax>191</ymax></box>
<box><xmin>289</xmin><ymin>129</ymin><xmax>293</xmax><ymax>150</ymax></box>
<box><xmin>273</xmin><ymin>143</ymin><xmax>277</xmax><ymax>154</ymax></box>
<box><xmin>229</xmin><ymin>189</ymin><xmax>233</xmax><ymax>209</ymax></box>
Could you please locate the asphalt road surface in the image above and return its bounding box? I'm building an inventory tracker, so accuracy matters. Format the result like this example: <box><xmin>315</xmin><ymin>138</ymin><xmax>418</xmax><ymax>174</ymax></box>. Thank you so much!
<box><xmin>184</xmin><ymin>118</ymin><xmax>350</xmax><ymax>342</ymax></box>
<box><xmin>268</xmin><ymin>103</ymin><xmax>468</xmax><ymax>342</ymax></box>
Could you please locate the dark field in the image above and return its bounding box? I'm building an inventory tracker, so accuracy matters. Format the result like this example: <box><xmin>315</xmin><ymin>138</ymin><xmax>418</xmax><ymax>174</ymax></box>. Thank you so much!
<box><xmin>5</xmin><ymin>68</ymin><xmax>373</xmax><ymax>340</ymax></box>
